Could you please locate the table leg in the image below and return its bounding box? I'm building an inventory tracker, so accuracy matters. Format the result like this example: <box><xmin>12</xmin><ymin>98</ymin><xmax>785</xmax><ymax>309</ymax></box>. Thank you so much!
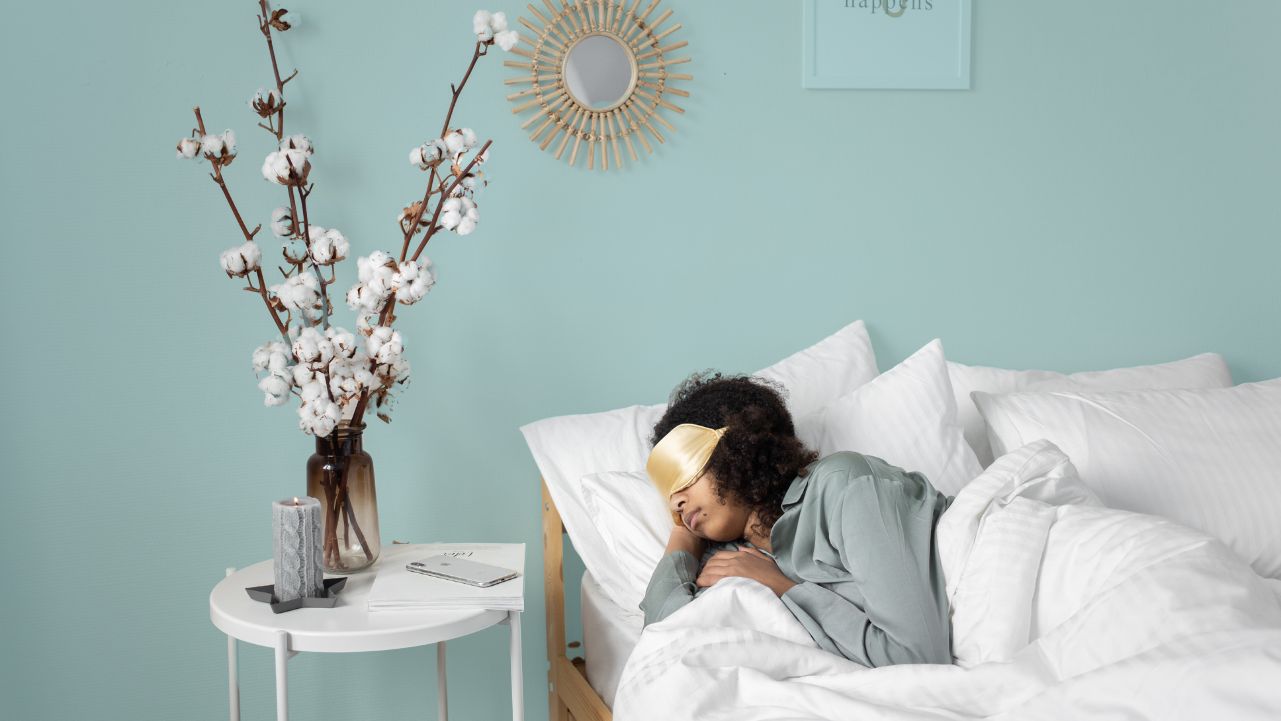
<box><xmin>508</xmin><ymin>611</ymin><xmax>523</xmax><ymax>721</ymax></box>
<box><xmin>275</xmin><ymin>630</ymin><xmax>291</xmax><ymax>721</ymax></box>
<box><xmin>225</xmin><ymin>568</ymin><xmax>240</xmax><ymax>721</ymax></box>
<box><xmin>437</xmin><ymin>641</ymin><xmax>448</xmax><ymax>721</ymax></box>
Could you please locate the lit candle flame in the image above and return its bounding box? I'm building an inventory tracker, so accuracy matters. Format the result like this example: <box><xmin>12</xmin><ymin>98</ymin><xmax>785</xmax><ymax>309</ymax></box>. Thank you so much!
<box><xmin>292</xmin><ymin>496</ymin><xmax>300</xmax><ymax>505</ymax></box>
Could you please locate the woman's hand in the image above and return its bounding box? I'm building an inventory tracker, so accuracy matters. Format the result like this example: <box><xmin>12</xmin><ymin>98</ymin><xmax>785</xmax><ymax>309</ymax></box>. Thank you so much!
<box><xmin>664</xmin><ymin>524</ymin><xmax>706</xmax><ymax>558</ymax></box>
<box><xmin>696</xmin><ymin>546</ymin><xmax>797</xmax><ymax>597</ymax></box>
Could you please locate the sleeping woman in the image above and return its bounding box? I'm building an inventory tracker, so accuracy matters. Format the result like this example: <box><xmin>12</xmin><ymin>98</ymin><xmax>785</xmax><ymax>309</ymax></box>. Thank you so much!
<box><xmin>640</xmin><ymin>371</ymin><xmax>955</xmax><ymax>668</ymax></box>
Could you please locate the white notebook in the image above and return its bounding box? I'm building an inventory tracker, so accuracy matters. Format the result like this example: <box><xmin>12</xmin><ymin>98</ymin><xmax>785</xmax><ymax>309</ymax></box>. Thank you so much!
<box><xmin>367</xmin><ymin>542</ymin><xmax>525</xmax><ymax>612</ymax></box>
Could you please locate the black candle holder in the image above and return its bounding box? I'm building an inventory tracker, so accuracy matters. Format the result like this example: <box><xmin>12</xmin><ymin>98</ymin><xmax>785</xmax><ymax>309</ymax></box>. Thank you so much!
<box><xmin>245</xmin><ymin>577</ymin><xmax>348</xmax><ymax>614</ymax></box>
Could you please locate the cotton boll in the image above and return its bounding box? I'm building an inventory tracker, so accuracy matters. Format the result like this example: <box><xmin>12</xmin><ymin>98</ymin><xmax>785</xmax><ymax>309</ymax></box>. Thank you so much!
<box><xmin>201</xmin><ymin>130</ymin><xmax>237</xmax><ymax>163</ymax></box>
<box><xmin>354</xmin><ymin>367</ymin><xmax>377</xmax><ymax>390</ymax></box>
<box><xmin>366</xmin><ymin>266</ymin><xmax>395</xmax><ymax>301</ymax></box>
<box><xmin>292</xmin><ymin>363</ymin><xmax>317</xmax><ymax>387</ymax></box>
<box><xmin>176</xmin><ymin>137</ymin><xmax>201</xmax><ymax>159</ymax></box>
<box><xmin>442</xmin><ymin>197</ymin><xmax>478</xmax><ymax>235</ymax></box>
<box><xmin>443</xmin><ymin>131</ymin><xmax>467</xmax><ymax>157</ymax></box>
<box><xmin>456</xmin><ymin>215</ymin><xmax>477</xmax><ymax>236</ymax></box>
<box><xmin>357</xmin><ymin>251</ymin><xmax>394</xmax><ymax>283</ymax></box>
<box><xmin>327</xmin><ymin>358</ymin><xmax>367</xmax><ymax>402</ymax></box>
<box><xmin>262</xmin><ymin>152</ymin><xmax>281</xmax><ymax>182</ymax></box>
<box><xmin>262</xmin><ymin>149</ymin><xmax>310</xmax><ymax>185</ymax></box>
<box><xmin>220</xmin><ymin>241</ymin><xmax>262</xmax><ymax>277</ymax></box>
<box><xmin>366</xmin><ymin>326</ymin><xmax>404</xmax><ymax>366</ymax></box>
<box><xmin>473</xmin><ymin>9</ymin><xmax>493</xmax><ymax>39</ymax></box>
<box><xmin>292</xmin><ymin>326</ymin><xmax>334</xmax><ymax>367</ymax></box>
<box><xmin>347</xmin><ymin>279</ymin><xmax>390</xmax><ymax>314</ymax></box>
<box><xmin>250</xmin><ymin>87</ymin><xmax>283</xmax><ymax>117</ymax></box>
<box><xmin>252</xmin><ymin>340</ymin><xmax>291</xmax><ymax>373</ymax></box>
<box><xmin>325</xmin><ymin>326</ymin><xmax>359</xmax><ymax>359</ymax></box>
<box><xmin>346</xmin><ymin>282</ymin><xmax>372</xmax><ymax>313</ymax></box>
<box><xmin>460</xmin><ymin>128</ymin><xmax>477</xmax><ymax>148</ymax></box>
<box><xmin>495</xmin><ymin>29</ymin><xmax>518</xmax><ymax>52</ymax></box>
<box><xmin>201</xmin><ymin>134</ymin><xmax>225</xmax><ymax>157</ymax></box>
<box><xmin>391</xmin><ymin>356</ymin><xmax>411</xmax><ymax>383</ymax></box>
<box><xmin>439</xmin><ymin>197</ymin><xmax>462</xmax><ymax>230</ymax></box>
<box><xmin>356</xmin><ymin>252</ymin><xmax>396</xmax><ymax>302</ymax></box>
<box><xmin>258</xmin><ymin>372</ymin><xmax>292</xmax><ymax>406</ymax></box>
<box><xmin>282</xmin><ymin>239</ymin><xmax>309</xmax><ymax>264</ymax></box>
<box><xmin>280</xmin><ymin>134</ymin><xmax>313</xmax><ymax>155</ymax></box>
<box><xmin>459</xmin><ymin>170</ymin><xmax>484</xmax><ymax>194</ymax></box>
<box><xmin>329</xmin><ymin>374</ymin><xmax>359</xmax><ymax>403</ymax></box>
<box><xmin>270</xmin><ymin>207</ymin><xmax>295</xmax><ymax>238</ymax></box>
<box><xmin>272</xmin><ymin>273</ymin><xmax>322</xmax><ymax>316</ymax></box>
<box><xmin>392</xmin><ymin>260</ymin><xmax>436</xmax><ymax>305</ymax></box>
<box><xmin>355</xmin><ymin>312</ymin><xmax>378</xmax><ymax>336</ymax></box>
<box><xmin>489</xmin><ymin>11</ymin><xmax>508</xmax><ymax>32</ymax></box>
<box><xmin>298</xmin><ymin>398</ymin><xmax>341</xmax><ymax>437</ymax></box>
<box><xmin>413</xmin><ymin>140</ymin><xmax>446</xmax><ymax>170</ymax></box>
<box><xmin>310</xmin><ymin>229</ymin><xmax>349</xmax><ymax>265</ymax></box>
<box><xmin>299</xmin><ymin>379</ymin><xmax>327</xmax><ymax>403</ymax></box>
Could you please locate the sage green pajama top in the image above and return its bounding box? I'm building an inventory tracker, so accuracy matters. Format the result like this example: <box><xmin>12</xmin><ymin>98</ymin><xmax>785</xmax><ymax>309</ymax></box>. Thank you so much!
<box><xmin>639</xmin><ymin>450</ymin><xmax>955</xmax><ymax>668</ymax></box>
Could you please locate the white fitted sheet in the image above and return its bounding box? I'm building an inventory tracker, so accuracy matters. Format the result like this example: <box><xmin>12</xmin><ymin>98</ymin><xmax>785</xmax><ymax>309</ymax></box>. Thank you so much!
<box><xmin>580</xmin><ymin>569</ymin><xmax>643</xmax><ymax>709</ymax></box>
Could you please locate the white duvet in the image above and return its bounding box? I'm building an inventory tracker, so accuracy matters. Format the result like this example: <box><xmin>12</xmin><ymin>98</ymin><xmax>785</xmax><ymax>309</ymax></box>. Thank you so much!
<box><xmin>613</xmin><ymin>440</ymin><xmax>1281</xmax><ymax>720</ymax></box>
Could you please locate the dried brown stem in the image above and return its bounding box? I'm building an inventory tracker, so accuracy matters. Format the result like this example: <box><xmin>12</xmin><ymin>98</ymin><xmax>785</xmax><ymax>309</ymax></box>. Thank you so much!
<box><xmin>410</xmin><ymin>139</ymin><xmax>491</xmax><ymax>262</ymax></box>
<box><xmin>395</xmin><ymin>42</ymin><xmax>486</xmax><ymax>263</ymax></box>
<box><xmin>254</xmin><ymin>268</ymin><xmax>288</xmax><ymax>337</ymax></box>
<box><xmin>349</xmin><ymin>43</ymin><xmax>494</xmax><ymax>428</ymax></box>
<box><xmin>441</xmin><ymin>42</ymin><xmax>487</xmax><ymax>138</ymax></box>
<box><xmin>193</xmin><ymin>106</ymin><xmax>289</xmax><ymax>342</ymax></box>
<box><xmin>341</xmin><ymin>491</ymin><xmax>374</xmax><ymax>563</ymax></box>
<box><xmin>296</xmin><ymin>185</ymin><xmax>332</xmax><ymax>328</ymax></box>
<box><xmin>258</xmin><ymin>0</ymin><xmax>303</xmax><ymax>294</ymax></box>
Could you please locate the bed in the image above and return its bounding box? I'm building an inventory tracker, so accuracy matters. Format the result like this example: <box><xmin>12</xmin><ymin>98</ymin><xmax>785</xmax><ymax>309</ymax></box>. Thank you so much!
<box><xmin>527</xmin><ymin>321</ymin><xmax>1281</xmax><ymax>720</ymax></box>
<box><xmin>543</xmin><ymin>451</ymin><xmax>1281</xmax><ymax>721</ymax></box>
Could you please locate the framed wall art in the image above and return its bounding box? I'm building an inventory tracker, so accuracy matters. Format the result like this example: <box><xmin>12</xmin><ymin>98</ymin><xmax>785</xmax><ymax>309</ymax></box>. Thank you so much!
<box><xmin>802</xmin><ymin>0</ymin><xmax>972</xmax><ymax>89</ymax></box>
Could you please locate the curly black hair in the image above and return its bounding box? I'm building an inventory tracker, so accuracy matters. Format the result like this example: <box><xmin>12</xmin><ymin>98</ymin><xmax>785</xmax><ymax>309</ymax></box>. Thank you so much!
<box><xmin>650</xmin><ymin>371</ymin><xmax>820</xmax><ymax>540</ymax></box>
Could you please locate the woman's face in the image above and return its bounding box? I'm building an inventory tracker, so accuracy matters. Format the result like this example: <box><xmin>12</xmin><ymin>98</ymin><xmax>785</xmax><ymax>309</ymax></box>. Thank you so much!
<box><xmin>668</xmin><ymin>470</ymin><xmax>751</xmax><ymax>542</ymax></box>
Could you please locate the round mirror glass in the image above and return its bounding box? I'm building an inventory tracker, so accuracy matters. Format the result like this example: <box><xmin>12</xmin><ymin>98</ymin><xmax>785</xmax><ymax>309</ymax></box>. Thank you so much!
<box><xmin>563</xmin><ymin>34</ymin><xmax>635</xmax><ymax>110</ymax></box>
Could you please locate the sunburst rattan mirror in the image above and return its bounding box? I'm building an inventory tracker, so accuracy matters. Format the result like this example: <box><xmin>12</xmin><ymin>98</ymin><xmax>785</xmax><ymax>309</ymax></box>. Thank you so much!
<box><xmin>503</xmin><ymin>0</ymin><xmax>692</xmax><ymax>170</ymax></box>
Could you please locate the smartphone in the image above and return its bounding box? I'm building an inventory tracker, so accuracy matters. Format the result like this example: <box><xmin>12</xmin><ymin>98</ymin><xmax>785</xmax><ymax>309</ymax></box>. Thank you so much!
<box><xmin>406</xmin><ymin>554</ymin><xmax>519</xmax><ymax>587</ymax></box>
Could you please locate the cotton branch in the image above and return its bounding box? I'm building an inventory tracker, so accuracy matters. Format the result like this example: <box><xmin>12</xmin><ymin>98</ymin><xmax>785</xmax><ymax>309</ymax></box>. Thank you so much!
<box><xmin>193</xmin><ymin>106</ymin><xmax>288</xmax><ymax>341</ymax></box>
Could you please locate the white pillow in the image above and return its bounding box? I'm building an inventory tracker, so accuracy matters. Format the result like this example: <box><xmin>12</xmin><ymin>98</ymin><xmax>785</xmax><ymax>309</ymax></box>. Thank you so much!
<box><xmin>973</xmin><ymin>378</ymin><xmax>1281</xmax><ymax>578</ymax></box>
<box><xmin>580</xmin><ymin>470</ymin><xmax>672</xmax><ymax>617</ymax></box>
<box><xmin>798</xmin><ymin>338</ymin><xmax>983</xmax><ymax>496</ymax></box>
<box><xmin>519</xmin><ymin>320</ymin><xmax>879</xmax><ymax>607</ymax></box>
<box><xmin>949</xmin><ymin>353</ymin><xmax>1232</xmax><ymax>468</ymax></box>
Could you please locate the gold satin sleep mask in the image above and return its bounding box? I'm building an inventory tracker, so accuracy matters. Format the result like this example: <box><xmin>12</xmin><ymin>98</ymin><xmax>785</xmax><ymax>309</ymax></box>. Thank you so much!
<box><xmin>646</xmin><ymin>423</ymin><xmax>728</xmax><ymax>524</ymax></box>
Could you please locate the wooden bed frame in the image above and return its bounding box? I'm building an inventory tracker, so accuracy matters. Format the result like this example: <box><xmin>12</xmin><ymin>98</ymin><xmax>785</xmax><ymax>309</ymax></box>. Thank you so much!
<box><xmin>543</xmin><ymin>478</ymin><xmax>613</xmax><ymax>721</ymax></box>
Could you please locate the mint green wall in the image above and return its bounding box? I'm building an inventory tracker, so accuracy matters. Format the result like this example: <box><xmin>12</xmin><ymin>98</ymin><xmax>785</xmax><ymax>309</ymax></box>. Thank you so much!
<box><xmin>2</xmin><ymin>1</ymin><xmax>1278</xmax><ymax>719</ymax></box>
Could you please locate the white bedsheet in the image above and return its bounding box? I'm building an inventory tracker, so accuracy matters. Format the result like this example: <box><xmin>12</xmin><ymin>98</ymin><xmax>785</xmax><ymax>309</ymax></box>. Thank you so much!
<box><xmin>580</xmin><ymin>569</ymin><xmax>642</xmax><ymax>708</ymax></box>
<box><xmin>613</xmin><ymin>440</ymin><xmax>1281</xmax><ymax>720</ymax></box>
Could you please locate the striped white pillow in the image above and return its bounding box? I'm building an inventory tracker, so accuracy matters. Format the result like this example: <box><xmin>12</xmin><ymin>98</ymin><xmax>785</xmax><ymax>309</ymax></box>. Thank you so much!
<box><xmin>973</xmin><ymin>379</ymin><xmax>1281</xmax><ymax>579</ymax></box>
<box><xmin>797</xmin><ymin>338</ymin><xmax>983</xmax><ymax>496</ymax></box>
<box><xmin>948</xmin><ymin>353</ymin><xmax>1232</xmax><ymax>468</ymax></box>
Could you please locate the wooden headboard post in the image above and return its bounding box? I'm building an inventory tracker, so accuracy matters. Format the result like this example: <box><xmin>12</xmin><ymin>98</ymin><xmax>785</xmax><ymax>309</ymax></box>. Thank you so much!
<box><xmin>542</xmin><ymin>478</ymin><xmax>571</xmax><ymax>721</ymax></box>
<box><xmin>542</xmin><ymin>477</ymin><xmax>613</xmax><ymax>721</ymax></box>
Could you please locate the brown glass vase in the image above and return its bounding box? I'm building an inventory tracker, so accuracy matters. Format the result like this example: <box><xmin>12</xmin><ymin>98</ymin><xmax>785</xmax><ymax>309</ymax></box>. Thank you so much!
<box><xmin>306</xmin><ymin>422</ymin><xmax>381</xmax><ymax>573</ymax></box>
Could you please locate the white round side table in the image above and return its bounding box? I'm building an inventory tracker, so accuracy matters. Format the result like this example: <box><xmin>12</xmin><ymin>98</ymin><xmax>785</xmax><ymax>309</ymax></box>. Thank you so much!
<box><xmin>209</xmin><ymin>542</ymin><xmax>523</xmax><ymax>721</ymax></box>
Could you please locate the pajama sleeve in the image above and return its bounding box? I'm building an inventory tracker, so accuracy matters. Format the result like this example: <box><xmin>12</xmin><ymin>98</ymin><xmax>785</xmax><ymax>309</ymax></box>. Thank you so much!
<box><xmin>639</xmin><ymin>549</ymin><xmax>700</xmax><ymax>626</ymax></box>
<box><xmin>779</xmin><ymin>467</ymin><xmax>953</xmax><ymax>667</ymax></box>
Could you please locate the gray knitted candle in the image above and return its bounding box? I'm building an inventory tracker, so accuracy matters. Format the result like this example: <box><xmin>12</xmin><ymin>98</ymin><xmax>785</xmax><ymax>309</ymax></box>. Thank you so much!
<box><xmin>272</xmin><ymin>496</ymin><xmax>324</xmax><ymax>602</ymax></box>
